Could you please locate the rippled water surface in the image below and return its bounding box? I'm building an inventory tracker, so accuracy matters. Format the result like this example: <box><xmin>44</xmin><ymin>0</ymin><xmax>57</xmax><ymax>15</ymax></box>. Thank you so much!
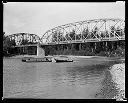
<box><xmin>3</xmin><ymin>57</ymin><xmax>123</xmax><ymax>99</ymax></box>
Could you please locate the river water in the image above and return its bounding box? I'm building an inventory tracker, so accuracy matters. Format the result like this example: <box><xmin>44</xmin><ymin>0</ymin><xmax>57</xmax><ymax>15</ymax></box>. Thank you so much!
<box><xmin>3</xmin><ymin>57</ymin><xmax>124</xmax><ymax>99</ymax></box>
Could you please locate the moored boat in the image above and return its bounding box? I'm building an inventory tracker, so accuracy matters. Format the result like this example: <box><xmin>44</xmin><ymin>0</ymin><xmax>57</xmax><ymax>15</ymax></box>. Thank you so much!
<box><xmin>22</xmin><ymin>57</ymin><xmax>52</xmax><ymax>62</ymax></box>
<box><xmin>51</xmin><ymin>57</ymin><xmax>73</xmax><ymax>63</ymax></box>
<box><xmin>55</xmin><ymin>59</ymin><xmax>73</xmax><ymax>62</ymax></box>
<box><xmin>22</xmin><ymin>56</ymin><xmax>73</xmax><ymax>63</ymax></box>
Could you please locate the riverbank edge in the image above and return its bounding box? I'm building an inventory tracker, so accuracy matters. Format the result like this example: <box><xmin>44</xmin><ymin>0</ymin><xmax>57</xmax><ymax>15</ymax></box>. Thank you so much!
<box><xmin>110</xmin><ymin>63</ymin><xmax>125</xmax><ymax>100</ymax></box>
<box><xmin>3</xmin><ymin>55</ymin><xmax>125</xmax><ymax>61</ymax></box>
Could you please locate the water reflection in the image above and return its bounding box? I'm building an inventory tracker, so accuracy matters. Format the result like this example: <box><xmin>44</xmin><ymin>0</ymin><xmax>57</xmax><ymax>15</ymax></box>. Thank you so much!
<box><xmin>66</xmin><ymin>64</ymin><xmax>110</xmax><ymax>85</ymax></box>
<box><xmin>19</xmin><ymin>65</ymin><xmax>37</xmax><ymax>84</ymax></box>
<box><xmin>48</xmin><ymin>62</ymin><xmax>110</xmax><ymax>98</ymax></box>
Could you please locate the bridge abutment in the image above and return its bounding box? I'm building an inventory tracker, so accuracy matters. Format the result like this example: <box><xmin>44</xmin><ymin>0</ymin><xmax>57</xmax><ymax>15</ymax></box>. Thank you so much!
<box><xmin>37</xmin><ymin>44</ymin><xmax>45</xmax><ymax>57</ymax></box>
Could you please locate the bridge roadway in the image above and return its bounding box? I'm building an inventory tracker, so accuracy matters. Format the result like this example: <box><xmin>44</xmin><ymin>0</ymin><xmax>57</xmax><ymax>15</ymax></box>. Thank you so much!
<box><xmin>43</xmin><ymin>37</ymin><xmax>125</xmax><ymax>45</ymax></box>
<box><xmin>13</xmin><ymin>36</ymin><xmax>125</xmax><ymax>47</ymax></box>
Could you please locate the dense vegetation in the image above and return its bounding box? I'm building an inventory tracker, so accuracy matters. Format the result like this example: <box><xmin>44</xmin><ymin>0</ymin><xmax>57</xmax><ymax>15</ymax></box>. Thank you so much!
<box><xmin>3</xmin><ymin>32</ymin><xmax>16</xmax><ymax>57</ymax></box>
<box><xmin>44</xmin><ymin>41</ymin><xmax>125</xmax><ymax>57</ymax></box>
<box><xmin>3</xmin><ymin>32</ymin><xmax>37</xmax><ymax>57</ymax></box>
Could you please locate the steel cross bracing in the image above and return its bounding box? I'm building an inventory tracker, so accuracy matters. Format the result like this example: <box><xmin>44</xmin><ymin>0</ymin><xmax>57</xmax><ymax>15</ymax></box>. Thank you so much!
<box><xmin>6</xmin><ymin>18</ymin><xmax>125</xmax><ymax>46</ymax></box>
<box><xmin>41</xmin><ymin>18</ymin><xmax>125</xmax><ymax>45</ymax></box>
<box><xmin>7</xmin><ymin>33</ymin><xmax>41</xmax><ymax>46</ymax></box>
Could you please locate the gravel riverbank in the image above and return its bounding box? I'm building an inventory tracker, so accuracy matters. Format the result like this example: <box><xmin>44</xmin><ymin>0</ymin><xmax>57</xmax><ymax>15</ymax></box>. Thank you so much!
<box><xmin>109</xmin><ymin>63</ymin><xmax>125</xmax><ymax>100</ymax></box>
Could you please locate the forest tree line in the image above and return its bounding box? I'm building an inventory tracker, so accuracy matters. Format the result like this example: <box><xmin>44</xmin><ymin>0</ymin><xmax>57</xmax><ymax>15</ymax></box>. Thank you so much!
<box><xmin>44</xmin><ymin>41</ymin><xmax>125</xmax><ymax>57</ymax></box>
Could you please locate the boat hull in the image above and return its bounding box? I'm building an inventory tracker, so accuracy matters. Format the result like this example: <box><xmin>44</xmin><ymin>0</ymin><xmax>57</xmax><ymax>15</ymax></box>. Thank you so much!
<box><xmin>55</xmin><ymin>59</ymin><xmax>73</xmax><ymax>62</ymax></box>
<box><xmin>22</xmin><ymin>57</ymin><xmax>52</xmax><ymax>62</ymax></box>
<box><xmin>22</xmin><ymin>57</ymin><xmax>73</xmax><ymax>63</ymax></box>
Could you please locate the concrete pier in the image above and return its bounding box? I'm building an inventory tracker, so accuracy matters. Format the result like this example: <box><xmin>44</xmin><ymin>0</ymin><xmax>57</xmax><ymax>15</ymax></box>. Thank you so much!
<box><xmin>37</xmin><ymin>44</ymin><xmax>45</xmax><ymax>57</ymax></box>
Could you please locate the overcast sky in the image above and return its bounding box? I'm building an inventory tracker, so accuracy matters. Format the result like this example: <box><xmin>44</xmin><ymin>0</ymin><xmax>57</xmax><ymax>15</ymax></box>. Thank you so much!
<box><xmin>4</xmin><ymin>2</ymin><xmax>125</xmax><ymax>37</ymax></box>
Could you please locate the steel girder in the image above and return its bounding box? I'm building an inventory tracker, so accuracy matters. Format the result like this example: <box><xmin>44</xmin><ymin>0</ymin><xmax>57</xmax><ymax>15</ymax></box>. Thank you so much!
<box><xmin>6</xmin><ymin>33</ymin><xmax>41</xmax><ymax>46</ymax></box>
<box><xmin>41</xmin><ymin>18</ymin><xmax>125</xmax><ymax>44</ymax></box>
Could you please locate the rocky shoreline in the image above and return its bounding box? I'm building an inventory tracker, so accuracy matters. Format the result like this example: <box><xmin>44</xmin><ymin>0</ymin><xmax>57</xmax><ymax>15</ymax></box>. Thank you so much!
<box><xmin>110</xmin><ymin>63</ymin><xmax>125</xmax><ymax>100</ymax></box>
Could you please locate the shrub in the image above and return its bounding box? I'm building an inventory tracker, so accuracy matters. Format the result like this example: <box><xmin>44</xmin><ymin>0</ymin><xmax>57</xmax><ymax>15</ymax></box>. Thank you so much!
<box><xmin>97</xmin><ymin>51</ymin><xmax>107</xmax><ymax>56</ymax></box>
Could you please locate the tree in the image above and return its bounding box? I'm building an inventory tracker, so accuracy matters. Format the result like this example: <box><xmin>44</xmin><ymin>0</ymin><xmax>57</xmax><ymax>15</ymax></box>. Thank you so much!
<box><xmin>52</xmin><ymin>31</ymin><xmax>58</xmax><ymax>42</ymax></box>
<box><xmin>20</xmin><ymin>39</ymin><xmax>29</xmax><ymax>45</ymax></box>
<box><xmin>69</xmin><ymin>29</ymin><xmax>75</xmax><ymax>40</ymax></box>
<box><xmin>53</xmin><ymin>31</ymin><xmax>66</xmax><ymax>42</ymax></box>
<box><xmin>100</xmin><ymin>31</ymin><xmax>105</xmax><ymax>38</ymax></box>
<box><xmin>65</xmin><ymin>29</ymin><xmax>75</xmax><ymax>41</ymax></box>
<box><xmin>3</xmin><ymin>32</ymin><xmax>7</xmax><ymax>41</ymax></box>
<box><xmin>3</xmin><ymin>36</ymin><xmax>16</xmax><ymax>56</ymax></box>
<box><xmin>57</xmin><ymin>31</ymin><xmax>64</xmax><ymax>42</ymax></box>
<box><xmin>65</xmin><ymin>33</ymin><xmax>71</xmax><ymax>41</ymax></box>
<box><xmin>89</xmin><ymin>27</ymin><xmax>99</xmax><ymax>39</ymax></box>
<box><xmin>110</xmin><ymin>26</ymin><xmax>116</xmax><ymax>37</ymax></box>
<box><xmin>82</xmin><ymin>28</ymin><xmax>89</xmax><ymax>39</ymax></box>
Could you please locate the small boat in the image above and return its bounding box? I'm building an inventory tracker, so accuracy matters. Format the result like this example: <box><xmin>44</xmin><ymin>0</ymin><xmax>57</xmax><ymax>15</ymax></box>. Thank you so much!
<box><xmin>55</xmin><ymin>59</ymin><xmax>73</xmax><ymax>62</ymax></box>
<box><xmin>22</xmin><ymin>57</ymin><xmax>34</xmax><ymax>62</ymax></box>
<box><xmin>22</xmin><ymin>57</ymin><xmax>52</xmax><ymax>62</ymax></box>
<box><xmin>22</xmin><ymin>56</ymin><xmax>73</xmax><ymax>63</ymax></box>
<box><xmin>52</xmin><ymin>57</ymin><xmax>73</xmax><ymax>63</ymax></box>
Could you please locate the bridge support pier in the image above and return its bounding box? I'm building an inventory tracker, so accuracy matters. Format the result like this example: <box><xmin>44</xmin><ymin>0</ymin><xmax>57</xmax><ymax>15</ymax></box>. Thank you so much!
<box><xmin>37</xmin><ymin>44</ymin><xmax>45</xmax><ymax>57</ymax></box>
<box><xmin>79</xmin><ymin>43</ymin><xmax>81</xmax><ymax>50</ymax></box>
<box><xmin>94</xmin><ymin>42</ymin><xmax>96</xmax><ymax>50</ymax></box>
<box><xmin>111</xmin><ymin>41</ymin><xmax>114</xmax><ymax>50</ymax></box>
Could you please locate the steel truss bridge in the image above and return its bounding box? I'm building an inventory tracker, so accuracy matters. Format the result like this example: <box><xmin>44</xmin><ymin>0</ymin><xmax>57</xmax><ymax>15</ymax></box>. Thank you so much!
<box><xmin>7</xmin><ymin>18</ymin><xmax>125</xmax><ymax>46</ymax></box>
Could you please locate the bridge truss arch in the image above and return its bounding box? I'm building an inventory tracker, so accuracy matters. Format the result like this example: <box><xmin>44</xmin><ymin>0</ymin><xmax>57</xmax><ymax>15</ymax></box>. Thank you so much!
<box><xmin>41</xmin><ymin>18</ymin><xmax>125</xmax><ymax>44</ymax></box>
<box><xmin>7</xmin><ymin>33</ymin><xmax>41</xmax><ymax>46</ymax></box>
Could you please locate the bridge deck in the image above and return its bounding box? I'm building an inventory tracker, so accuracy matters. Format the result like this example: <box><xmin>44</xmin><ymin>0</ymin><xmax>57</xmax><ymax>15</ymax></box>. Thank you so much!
<box><xmin>13</xmin><ymin>37</ymin><xmax>125</xmax><ymax>47</ymax></box>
